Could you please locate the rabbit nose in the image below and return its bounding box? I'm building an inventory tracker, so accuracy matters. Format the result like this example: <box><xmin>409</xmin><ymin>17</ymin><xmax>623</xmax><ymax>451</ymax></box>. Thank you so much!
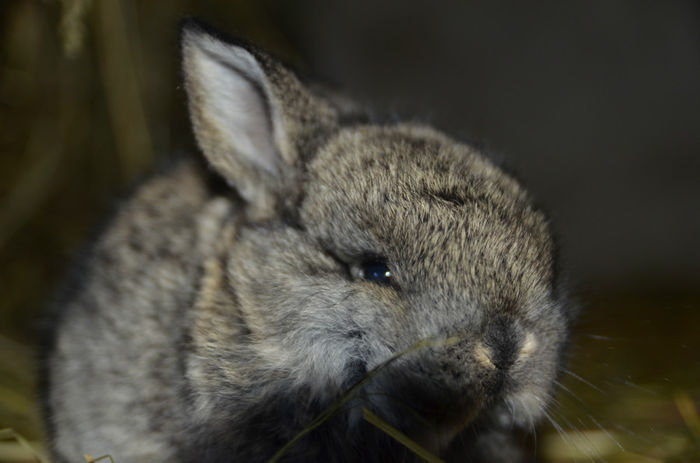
<box><xmin>483</xmin><ymin>318</ymin><xmax>517</xmax><ymax>371</ymax></box>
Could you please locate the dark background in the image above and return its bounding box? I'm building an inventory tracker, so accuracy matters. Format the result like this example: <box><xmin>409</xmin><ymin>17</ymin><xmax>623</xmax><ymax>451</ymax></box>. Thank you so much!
<box><xmin>1</xmin><ymin>1</ymin><xmax>699</xmax><ymax>461</ymax></box>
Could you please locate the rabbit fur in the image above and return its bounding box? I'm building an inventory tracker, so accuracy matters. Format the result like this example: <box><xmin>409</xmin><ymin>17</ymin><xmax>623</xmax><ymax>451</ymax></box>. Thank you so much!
<box><xmin>42</xmin><ymin>21</ymin><xmax>575</xmax><ymax>463</ymax></box>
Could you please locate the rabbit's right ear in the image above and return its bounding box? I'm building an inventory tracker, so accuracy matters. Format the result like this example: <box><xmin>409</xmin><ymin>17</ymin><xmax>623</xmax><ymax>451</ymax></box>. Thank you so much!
<box><xmin>181</xmin><ymin>23</ymin><xmax>337</xmax><ymax>220</ymax></box>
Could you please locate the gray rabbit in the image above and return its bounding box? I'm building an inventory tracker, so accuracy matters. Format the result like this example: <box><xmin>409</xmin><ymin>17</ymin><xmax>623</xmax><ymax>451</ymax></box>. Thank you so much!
<box><xmin>42</xmin><ymin>21</ymin><xmax>575</xmax><ymax>463</ymax></box>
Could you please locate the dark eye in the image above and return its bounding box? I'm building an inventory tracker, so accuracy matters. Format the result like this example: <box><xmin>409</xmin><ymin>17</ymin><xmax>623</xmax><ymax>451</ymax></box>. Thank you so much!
<box><xmin>359</xmin><ymin>261</ymin><xmax>392</xmax><ymax>285</ymax></box>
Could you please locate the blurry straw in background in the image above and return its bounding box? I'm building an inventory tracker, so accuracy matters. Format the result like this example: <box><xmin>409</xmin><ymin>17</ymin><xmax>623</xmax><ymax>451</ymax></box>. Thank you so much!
<box><xmin>0</xmin><ymin>116</ymin><xmax>65</xmax><ymax>251</ymax></box>
<box><xmin>59</xmin><ymin>0</ymin><xmax>92</xmax><ymax>59</ymax></box>
<box><xmin>674</xmin><ymin>391</ymin><xmax>700</xmax><ymax>449</ymax></box>
<box><xmin>94</xmin><ymin>0</ymin><xmax>154</xmax><ymax>179</ymax></box>
<box><xmin>0</xmin><ymin>428</ymin><xmax>48</xmax><ymax>463</ymax></box>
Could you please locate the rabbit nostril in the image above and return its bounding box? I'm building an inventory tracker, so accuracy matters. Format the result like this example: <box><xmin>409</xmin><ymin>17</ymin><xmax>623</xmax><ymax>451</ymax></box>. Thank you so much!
<box><xmin>518</xmin><ymin>332</ymin><xmax>537</xmax><ymax>358</ymax></box>
<box><xmin>473</xmin><ymin>341</ymin><xmax>496</xmax><ymax>370</ymax></box>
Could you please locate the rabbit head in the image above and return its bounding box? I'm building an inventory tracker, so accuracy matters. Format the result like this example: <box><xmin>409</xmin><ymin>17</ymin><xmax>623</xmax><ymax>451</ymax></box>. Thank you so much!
<box><xmin>181</xmin><ymin>22</ymin><xmax>572</xmax><ymax>459</ymax></box>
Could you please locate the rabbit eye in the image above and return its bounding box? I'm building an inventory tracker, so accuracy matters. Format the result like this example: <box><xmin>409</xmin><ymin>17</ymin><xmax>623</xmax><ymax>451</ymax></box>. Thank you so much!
<box><xmin>359</xmin><ymin>261</ymin><xmax>392</xmax><ymax>285</ymax></box>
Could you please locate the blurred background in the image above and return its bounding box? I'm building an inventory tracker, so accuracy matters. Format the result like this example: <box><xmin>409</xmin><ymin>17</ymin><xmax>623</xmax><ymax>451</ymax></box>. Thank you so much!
<box><xmin>1</xmin><ymin>0</ymin><xmax>699</xmax><ymax>461</ymax></box>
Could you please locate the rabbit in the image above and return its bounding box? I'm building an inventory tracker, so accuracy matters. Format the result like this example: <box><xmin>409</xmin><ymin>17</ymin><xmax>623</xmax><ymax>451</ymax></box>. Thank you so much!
<box><xmin>41</xmin><ymin>20</ymin><xmax>575</xmax><ymax>463</ymax></box>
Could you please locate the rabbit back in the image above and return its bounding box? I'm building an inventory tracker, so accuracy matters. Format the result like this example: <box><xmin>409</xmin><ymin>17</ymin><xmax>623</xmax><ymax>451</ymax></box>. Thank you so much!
<box><xmin>44</xmin><ymin>161</ymin><xmax>237</xmax><ymax>462</ymax></box>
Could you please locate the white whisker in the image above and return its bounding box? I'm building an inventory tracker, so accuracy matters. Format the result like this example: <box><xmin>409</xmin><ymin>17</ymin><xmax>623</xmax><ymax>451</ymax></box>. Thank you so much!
<box><xmin>563</xmin><ymin>369</ymin><xmax>607</xmax><ymax>395</ymax></box>
<box><xmin>554</xmin><ymin>379</ymin><xmax>590</xmax><ymax>409</ymax></box>
<box><xmin>584</xmin><ymin>334</ymin><xmax>615</xmax><ymax>341</ymax></box>
<box><xmin>588</xmin><ymin>414</ymin><xmax>624</xmax><ymax>451</ymax></box>
<box><xmin>615</xmin><ymin>378</ymin><xmax>657</xmax><ymax>395</ymax></box>
<box><xmin>541</xmin><ymin>407</ymin><xmax>578</xmax><ymax>458</ymax></box>
<box><xmin>548</xmin><ymin>407</ymin><xmax>599</xmax><ymax>462</ymax></box>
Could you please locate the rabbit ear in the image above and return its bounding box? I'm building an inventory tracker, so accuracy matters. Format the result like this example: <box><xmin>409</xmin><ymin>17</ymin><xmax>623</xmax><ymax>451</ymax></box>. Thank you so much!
<box><xmin>181</xmin><ymin>23</ymin><xmax>337</xmax><ymax>219</ymax></box>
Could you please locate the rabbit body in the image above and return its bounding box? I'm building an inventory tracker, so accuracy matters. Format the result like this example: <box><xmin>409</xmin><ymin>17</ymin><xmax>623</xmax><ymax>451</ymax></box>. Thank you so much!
<box><xmin>44</xmin><ymin>23</ymin><xmax>574</xmax><ymax>463</ymax></box>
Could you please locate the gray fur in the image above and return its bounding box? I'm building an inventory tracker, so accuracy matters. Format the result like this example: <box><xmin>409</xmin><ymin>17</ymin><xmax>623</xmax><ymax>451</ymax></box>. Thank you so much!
<box><xmin>43</xmin><ymin>22</ymin><xmax>574</xmax><ymax>463</ymax></box>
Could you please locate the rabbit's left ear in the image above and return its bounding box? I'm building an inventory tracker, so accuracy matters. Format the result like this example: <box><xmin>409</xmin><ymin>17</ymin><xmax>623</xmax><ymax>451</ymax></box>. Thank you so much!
<box><xmin>181</xmin><ymin>23</ymin><xmax>337</xmax><ymax>219</ymax></box>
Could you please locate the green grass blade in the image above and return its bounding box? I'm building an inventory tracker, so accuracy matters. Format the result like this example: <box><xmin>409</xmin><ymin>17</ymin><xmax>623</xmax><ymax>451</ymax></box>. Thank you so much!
<box><xmin>362</xmin><ymin>407</ymin><xmax>444</xmax><ymax>463</ymax></box>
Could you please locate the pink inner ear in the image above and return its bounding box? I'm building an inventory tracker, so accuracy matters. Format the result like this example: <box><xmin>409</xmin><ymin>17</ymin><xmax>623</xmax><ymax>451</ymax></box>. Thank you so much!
<box><xmin>184</xmin><ymin>31</ymin><xmax>281</xmax><ymax>177</ymax></box>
